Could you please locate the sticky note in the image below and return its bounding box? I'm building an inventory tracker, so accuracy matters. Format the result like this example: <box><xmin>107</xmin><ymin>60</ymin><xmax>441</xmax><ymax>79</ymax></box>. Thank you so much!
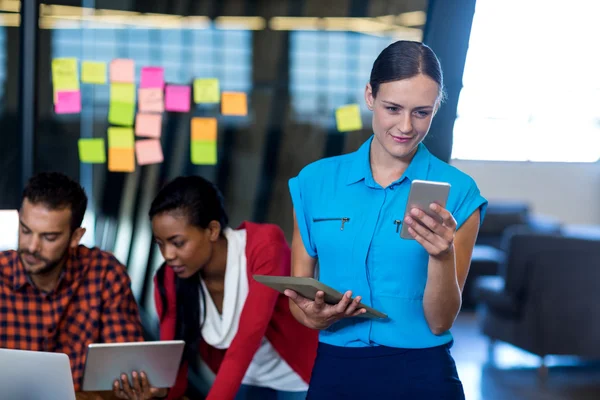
<box><xmin>191</xmin><ymin>140</ymin><xmax>217</xmax><ymax>165</ymax></box>
<box><xmin>108</xmin><ymin>102</ymin><xmax>135</xmax><ymax>127</ymax></box>
<box><xmin>52</xmin><ymin>58</ymin><xmax>79</xmax><ymax>91</ymax></box>
<box><xmin>78</xmin><ymin>138</ymin><xmax>106</xmax><ymax>163</ymax></box>
<box><xmin>138</xmin><ymin>88</ymin><xmax>164</xmax><ymax>113</ymax></box>
<box><xmin>165</xmin><ymin>85</ymin><xmax>191</xmax><ymax>112</ymax></box>
<box><xmin>108</xmin><ymin>147</ymin><xmax>135</xmax><ymax>172</ymax></box>
<box><xmin>108</xmin><ymin>127</ymin><xmax>134</xmax><ymax>149</ymax></box>
<box><xmin>81</xmin><ymin>61</ymin><xmax>106</xmax><ymax>84</ymax></box>
<box><xmin>221</xmin><ymin>92</ymin><xmax>247</xmax><ymax>116</ymax></box>
<box><xmin>110</xmin><ymin>83</ymin><xmax>136</xmax><ymax>104</ymax></box>
<box><xmin>55</xmin><ymin>91</ymin><xmax>81</xmax><ymax>114</ymax></box>
<box><xmin>109</xmin><ymin>59</ymin><xmax>135</xmax><ymax>83</ymax></box>
<box><xmin>135</xmin><ymin>139</ymin><xmax>164</xmax><ymax>165</ymax></box>
<box><xmin>193</xmin><ymin>78</ymin><xmax>220</xmax><ymax>104</ymax></box>
<box><xmin>335</xmin><ymin>104</ymin><xmax>363</xmax><ymax>132</ymax></box>
<box><xmin>140</xmin><ymin>67</ymin><xmax>164</xmax><ymax>89</ymax></box>
<box><xmin>191</xmin><ymin>117</ymin><xmax>217</xmax><ymax>141</ymax></box>
<box><xmin>135</xmin><ymin>113</ymin><xmax>162</xmax><ymax>138</ymax></box>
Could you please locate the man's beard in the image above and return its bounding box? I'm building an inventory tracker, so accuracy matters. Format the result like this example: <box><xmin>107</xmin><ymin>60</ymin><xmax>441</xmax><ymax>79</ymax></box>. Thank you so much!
<box><xmin>17</xmin><ymin>248</ymin><xmax>68</xmax><ymax>276</ymax></box>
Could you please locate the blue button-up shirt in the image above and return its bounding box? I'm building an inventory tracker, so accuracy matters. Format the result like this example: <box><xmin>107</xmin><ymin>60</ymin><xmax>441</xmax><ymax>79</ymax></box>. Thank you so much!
<box><xmin>289</xmin><ymin>136</ymin><xmax>487</xmax><ymax>349</ymax></box>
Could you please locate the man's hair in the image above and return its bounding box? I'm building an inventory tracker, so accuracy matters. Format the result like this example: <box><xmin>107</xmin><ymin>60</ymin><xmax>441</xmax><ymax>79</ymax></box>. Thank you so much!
<box><xmin>22</xmin><ymin>172</ymin><xmax>88</xmax><ymax>232</ymax></box>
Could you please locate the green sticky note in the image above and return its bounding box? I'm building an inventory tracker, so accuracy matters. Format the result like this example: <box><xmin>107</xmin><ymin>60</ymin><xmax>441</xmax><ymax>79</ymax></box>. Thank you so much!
<box><xmin>191</xmin><ymin>140</ymin><xmax>217</xmax><ymax>165</ymax></box>
<box><xmin>335</xmin><ymin>104</ymin><xmax>363</xmax><ymax>132</ymax></box>
<box><xmin>52</xmin><ymin>58</ymin><xmax>79</xmax><ymax>91</ymax></box>
<box><xmin>108</xmin><ymin>101</ymin><xmax>135</xmax><ymax>127</ymax></box>
<box><xmin>110</xmin><ymin>83</ymin><xmax>136</xmax><ymax>104</ymax></box>
<box><xmin>81</xmin><ymin>61</ymin><xmax>106</xmax><ymax>84</ymax></box>
<box><xmin>193</xmin><ymin>78</ymin><xmax>220</xmax><ymax>104</ymax></box>
<box><xmin>108</xmin><ymin>127</ymin><xmax>134</xmax><ymax>149</ymax></box>
<box><xmin>78</xmin><ymin>138</ymin><xmax>106</xmax><ymax>163</ymax></box>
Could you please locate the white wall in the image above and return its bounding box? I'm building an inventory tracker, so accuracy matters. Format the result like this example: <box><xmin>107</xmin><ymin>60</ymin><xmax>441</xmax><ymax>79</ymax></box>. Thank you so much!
<box><xmin>451</xmin><ymin>160</ymin><xmax>600</xmax><ymax>226</ymax></box>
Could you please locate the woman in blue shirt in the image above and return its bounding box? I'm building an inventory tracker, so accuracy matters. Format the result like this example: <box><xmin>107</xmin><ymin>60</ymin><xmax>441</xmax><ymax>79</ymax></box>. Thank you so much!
<box><xmin>286</xmin><ymin>40</ymin><xmax>487</xmax><ymax>399</ymax></box>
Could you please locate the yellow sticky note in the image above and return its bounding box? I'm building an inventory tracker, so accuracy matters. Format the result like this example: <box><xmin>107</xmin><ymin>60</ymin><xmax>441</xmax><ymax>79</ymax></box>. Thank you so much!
<box><xmin>108</xmin><ymin>127</ymin><xmax>134</xmax><ymax>149</ymax></box>
<box><xmin>135</xmin><ymin>139</ymin><xmax>164</xmax><ymax>165</ymax></box>
<box><xmin>191</xmin><ymin>140</ymin><xmax>217</xmax><ymax>165</ymax></box>
<box><xmin>191</xmin><ymin>117</ymin><xmax>217</xmax><ymax>141</ymax></box>
<box><xmin>108</xmin><ymin>102</ymin><xmax>135</xmax><ymax>127</ymax></box>
<box><xmin>81</xmin><ymin>61</ymin><xmax>106</xmax><ymax>84</ymax></box>
<box><xmin>110</xmin><ymin>83</ymin><xmax>136</xmax><ymax>104</ymax></box>
<box><xmin>78</xmin><ymin>138</ymin><xmax>106</xmax><ymax>163</ymax></box>
<box><xmin>109</xmin><ymin>147</ymin><xmax>135</xmax><ymax>172</ymax></box>
<box><xmin>193</xmin><ymin>78</ymin><xmax>220</xmax><ymax>104</ymax></box>
<box><xmin>221</xmin><ymin>92</ymin><xmax>248</xmax><ymax>116</ymax></box>
<box><xmin>335</xmin><ymin>104</ymin><xmax>363</xmax><ymax>132</ymax></box>
<box><xmin>52</xmin><ymin>58</ymin><xmax>79</xmax><ymax>91</ymax></box>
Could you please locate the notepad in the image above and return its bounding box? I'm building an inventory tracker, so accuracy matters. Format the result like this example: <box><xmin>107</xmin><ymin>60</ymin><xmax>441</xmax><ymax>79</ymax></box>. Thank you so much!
<box><xmin>221</xmin><ymin>92</ymin><xmax>247</xmax><ymax>116</ymax></box>
<box><xmin>335</xmin><ymin>104</ymin><xmax>363</xmax><ymax>132</ymax></box>
<box><xmin>78</xmin><ymin>139</ymin><xmax>106</xmax><ymax>163</ymax></box>
<box><xmin>81</xmin><ymin>61</ymin><xmax>106</xmax><ymax>84</ymax></box>
<box><xmin>135</xmin><ymin>113</ymin><xmax>162</xmax><ymax>138</ymax></box>
<box><xmin>135</xmin><ymin>139</ymin><xmax>164</xmax><ymax>165</ymax></box>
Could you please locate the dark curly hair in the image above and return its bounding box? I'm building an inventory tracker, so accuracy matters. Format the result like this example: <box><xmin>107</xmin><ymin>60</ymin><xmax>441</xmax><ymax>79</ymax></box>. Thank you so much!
<box><xmin>22</xmin><ymin>172</ymin><xmax>88</xmax><ymax>232</ymax></box>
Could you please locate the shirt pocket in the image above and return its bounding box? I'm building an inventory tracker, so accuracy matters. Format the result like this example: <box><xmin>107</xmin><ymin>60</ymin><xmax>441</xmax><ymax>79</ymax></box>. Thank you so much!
<box><xmin>311</xmin><ymin>215</ymin><xmax>353</xmax><ymax>263</ymax></box>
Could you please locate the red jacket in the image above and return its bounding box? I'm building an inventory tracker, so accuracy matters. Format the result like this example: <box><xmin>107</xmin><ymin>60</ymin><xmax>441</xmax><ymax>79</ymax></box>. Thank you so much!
<box><xmin>155</xmin><ymin>221</ymin><xmax>319</xmax><ymax>400</ymax></box>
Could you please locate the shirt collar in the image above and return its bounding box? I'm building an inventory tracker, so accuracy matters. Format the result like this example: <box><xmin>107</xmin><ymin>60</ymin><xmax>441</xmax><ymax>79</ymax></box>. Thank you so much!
<box><xmin>345</xmin><ymin>135</ymin><xmax>432</xmax><ymax>187</ymax></box>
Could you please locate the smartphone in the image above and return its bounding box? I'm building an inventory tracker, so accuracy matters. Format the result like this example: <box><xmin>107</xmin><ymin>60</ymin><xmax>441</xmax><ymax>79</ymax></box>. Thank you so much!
<box><xmin>400</xmin><ymin>180</ymin><xmax>451</xmax><ymax>240</ymax></box>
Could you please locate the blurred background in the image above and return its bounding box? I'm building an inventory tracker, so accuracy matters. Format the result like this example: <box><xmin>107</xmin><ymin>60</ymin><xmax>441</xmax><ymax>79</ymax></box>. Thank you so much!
<box><xmin>1</xmin><ymin>0</ymin><xmax>599</xmax><ymax>399</ymax></box>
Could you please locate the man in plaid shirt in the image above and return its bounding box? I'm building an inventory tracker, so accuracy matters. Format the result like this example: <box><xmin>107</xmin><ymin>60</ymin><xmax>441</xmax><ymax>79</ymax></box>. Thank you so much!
<box><xmin>0</xmin><ymin>172</ymin><xmax>143</xmax><ymax>391</ymax></box>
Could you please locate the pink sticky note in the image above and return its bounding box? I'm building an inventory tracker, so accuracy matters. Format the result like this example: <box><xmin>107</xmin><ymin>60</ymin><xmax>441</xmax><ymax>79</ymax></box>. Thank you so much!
<box><xmin>135</xmin><ymin>139</ymin><xmax>164</xmax><ymax>165</ymax></box>
<box><xmin>55</xmin><ymin>91</ymin><xmax>81</xmax><ymax>114</ymax></box>
<box><xmin>110</xmin><ymin>59</ymin><xmax>135</xmax><ymax>83</ymax></box>
<box><xmin>165</xmin><ymin>85</ymin><xmax>191</xmax><ymax>112</ymax></box>
<box><xmin>140</xmin><ymin>67</ymin><xmax>164</xmax><ymax>89</ymax></box>
<box><xmin>135</xmin><ymin>113</ymin><xmax>162</xmax><ymax>138</ymax></box>
<box><xmin>138</xmin><ymin>88</ymin><xmax>164</xmax><ymax>113</ymax></box>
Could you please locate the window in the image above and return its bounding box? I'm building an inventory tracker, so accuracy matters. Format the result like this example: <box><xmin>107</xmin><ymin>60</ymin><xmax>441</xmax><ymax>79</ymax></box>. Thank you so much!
<box><xmin>453</xmin><ymin>0</ymin><xmax>600</xmax><ymax>162</ymax></box>
<box><xmin>290</xmin><ymin>31</ymin><xmax>394</xmax><ymax>128</ymax></box>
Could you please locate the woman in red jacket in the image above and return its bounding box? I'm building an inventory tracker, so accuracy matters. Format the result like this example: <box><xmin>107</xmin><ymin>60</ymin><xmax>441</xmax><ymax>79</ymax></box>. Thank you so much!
<box><xmin>113</xmin><ymin>176</ymin><xmax>318</xmax><ymax>400</ymax></box>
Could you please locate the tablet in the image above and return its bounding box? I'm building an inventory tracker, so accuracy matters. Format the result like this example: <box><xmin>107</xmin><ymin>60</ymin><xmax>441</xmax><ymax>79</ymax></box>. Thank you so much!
<box><xmin>81</xmin><ymin>340</ymin><xmax>185</xmax><ymax>391</ymax></box>
<box><xmin>400</xmin><ymin>179</ymin><xmax>451</xmax><ymax>240</ymax></box>
<box><xmin>0</xmin><ymin>348</ymin><xmax>76</xmax><ymax>400</ymax></box>
<box><xmin>253</xmin><ymin>275</ymin><xmax>388</xmax><ymax>319</ymax></box>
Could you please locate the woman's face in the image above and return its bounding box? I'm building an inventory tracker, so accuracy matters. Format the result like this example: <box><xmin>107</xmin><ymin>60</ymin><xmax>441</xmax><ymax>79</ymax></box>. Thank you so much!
<box><xmin>151</xmin><ymin>211</ymin><xmax>220</xmax><ymax>279</ymax></box>
<box><xmin>365</xmin><ymin>74</ymin><xmax>440</xmax><ymax>161</ymax></box>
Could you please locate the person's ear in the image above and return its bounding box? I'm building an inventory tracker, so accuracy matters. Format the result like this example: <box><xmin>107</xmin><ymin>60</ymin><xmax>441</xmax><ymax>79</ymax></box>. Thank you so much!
<box><xmin>207</xmin><ymin>220</ymin><xmax>222</xmax><ymax>242</ymax></box>
<box><xmin>69</xmin><ymin>227</ymin><xmax>86</xmax><ymax>248</ymax></box>
<box><xmin>365</xmin><ymin>83</ymin><xmax>375</xmax><ymax>111</ymax></box>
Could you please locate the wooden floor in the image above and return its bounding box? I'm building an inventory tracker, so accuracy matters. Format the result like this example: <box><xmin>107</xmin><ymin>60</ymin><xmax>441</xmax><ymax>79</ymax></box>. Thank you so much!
<box><xmin>453</xmin><ymin>312</ymin><xmax>600</xmax><ymax>400</ymax></box>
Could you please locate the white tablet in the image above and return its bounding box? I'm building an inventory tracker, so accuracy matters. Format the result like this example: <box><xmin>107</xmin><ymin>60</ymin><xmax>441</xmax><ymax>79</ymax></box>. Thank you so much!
<box><xmin>81</xmin><ymin>340</ymin><xmax>185</xmax><ymax>391</ymax></box>
<box><xmin>0</xmin><ymin>348</ymin><xmax>76</xmax><ymax>400</ymax></box>
<box><xmin>254</xmin><ymin>275</ymin><xmax>388</xmax><ymax>319</ymax></box>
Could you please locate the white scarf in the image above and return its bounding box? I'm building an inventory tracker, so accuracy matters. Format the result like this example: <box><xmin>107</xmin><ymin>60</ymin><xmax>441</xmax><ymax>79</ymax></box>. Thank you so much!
<box><xmin>199</xmin><ymin>228</ymin><xmax>248</xmax><ymax>349</ymax></box>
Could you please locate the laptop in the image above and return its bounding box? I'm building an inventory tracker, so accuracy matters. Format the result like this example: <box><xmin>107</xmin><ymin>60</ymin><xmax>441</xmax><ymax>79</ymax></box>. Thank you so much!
<box><xmin>0</xmin><ymin>348</ymin><xmax>76</xmax><ymax>400</ymax></box>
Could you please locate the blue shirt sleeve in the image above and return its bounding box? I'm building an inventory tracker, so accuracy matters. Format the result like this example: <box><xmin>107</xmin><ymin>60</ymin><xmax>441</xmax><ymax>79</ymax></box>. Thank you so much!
<box><xmin>453</xmin><ymin>177</ymin><xmax>488</xmax><ymax>230</ymax></box>
<box><xmin>289</xmin><ymin>168</ymin><xmax>318</xmax><ymax>258</ymax></box>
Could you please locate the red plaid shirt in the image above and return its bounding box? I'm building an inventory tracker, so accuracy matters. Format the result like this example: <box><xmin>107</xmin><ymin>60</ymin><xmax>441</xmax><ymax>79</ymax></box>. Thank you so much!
<box><xmin>0</xmin><ymin>245</ymin><xmax>143</xmax><ymax>391</ymax></box>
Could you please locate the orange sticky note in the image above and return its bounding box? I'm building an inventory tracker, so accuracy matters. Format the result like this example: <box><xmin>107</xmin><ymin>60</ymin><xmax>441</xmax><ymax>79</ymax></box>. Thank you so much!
<box><xmin>191</xmin><ymin>117</ymin><xmax>217</xmax><ymax>141</ymax></box>
<box><xmin>110</xmin><ymin>59</ymin><xmax>135</xmax><ymax>83</ymax></box>
<box><xmin>108</xmin><ymin>147</ymin><xmax>135</xmax><ymax>172</ymax></box>
<box><xmin>221</xmin><ymin>92</ymin><xmax>248</xmax><ymax>116</ymax></box>
<box><xmin>135</xmin><ymin>113</ymin><xmax>162</xmax><ymax>138</ymax></box>
<box><xmin>138</xmin><ymin>88</ymin><xmax>164</xmax><ymax>113</ymax></box>
<box><xmin>135</xmin><ymin>139</ymin><xmax>164</xmax><ymax>165</ymax></box>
